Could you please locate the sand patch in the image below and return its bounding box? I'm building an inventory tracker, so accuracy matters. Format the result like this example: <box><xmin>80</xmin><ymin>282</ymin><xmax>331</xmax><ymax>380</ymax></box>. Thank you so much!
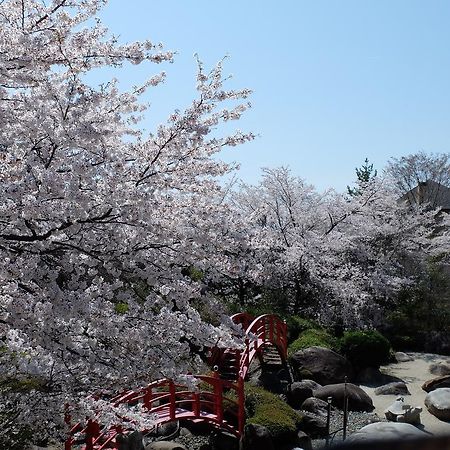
<box><xmin>360</xmin><ymin>352</ymin><xmax>450</xmax><ymax>435</ymax></box>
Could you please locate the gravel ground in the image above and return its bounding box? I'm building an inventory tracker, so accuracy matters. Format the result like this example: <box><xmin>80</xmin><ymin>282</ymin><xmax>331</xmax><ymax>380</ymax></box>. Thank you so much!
<box><xmin>311</xmin><ymin>410</ymin><xmax>384</xmax><ymax>449</ymax></box>
<box><xmin>143</xmin><ymin>426</ymin><xmax>211</xmax><ymax>450</ymax></box>
<box><xmin>140</xmin><ymin>410</ymin><xmax>385</xmax><ymax>450</ymax></box>
<box><xmin>172</xmin><ymin>432</ymin><xmax>210</xmax><ymax>449</ymax></box>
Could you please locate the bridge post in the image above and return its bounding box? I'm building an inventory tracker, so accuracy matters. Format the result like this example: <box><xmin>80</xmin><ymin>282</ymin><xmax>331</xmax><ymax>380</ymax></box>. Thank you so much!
<box><xmin>245</xmin><ymin>338</ymin><xmax>250</xmax><ymax>368</ymax></box>
<box><xmin>214</xmin><ymin>375</ymin><xmax>223</xmax><ymax>424</ymax></box>
<box><xmin>269</xmin><ymin>316</ymin><xmax>274</xmax><ymax>343</ymax></box>
<box><xmin>64</xmin><ymin>405</ymin><xmax>72</xmax><ymax>450</ymax></box>
<box><xmin>85</xmin><ymin>419</ymin><xmax>99</xmax><ymax>450</ymax></box>
<box><xmin>169</xmin><ymin>381</ymin><xmax>176</xmax><ymax>420</ymax></box>
<box><xmin>237</xmin><ymin>376</ymin><xmax>245</xmax><ymax>436</ymax></box>
<box><xmin>193</xmin><ymin>391</ymin><xmax>200</xmax><ymax>417</ymax></box>
<box><xmin>144</xmin><ymin>386</ymin><xmax>152</xmax><ymax>409</ymax></box>
<box><xmin>235</xmin><ymin>349</ymin><xmax>241</xmax><ymax>375</ymax></box>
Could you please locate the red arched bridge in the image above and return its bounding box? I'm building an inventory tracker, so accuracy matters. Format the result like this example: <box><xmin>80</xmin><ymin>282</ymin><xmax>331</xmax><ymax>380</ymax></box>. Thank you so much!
<box><xmin>65</xmin><ymin>313</ymin><xmax>287</xmax><ymax>450</ymax></box>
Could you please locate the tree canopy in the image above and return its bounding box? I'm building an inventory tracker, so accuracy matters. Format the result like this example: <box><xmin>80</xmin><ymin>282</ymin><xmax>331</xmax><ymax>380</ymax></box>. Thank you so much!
<box><xmin>0</xmin><ymin>0</ymin><xmax>253</xmax><ymax>434</ymax></box>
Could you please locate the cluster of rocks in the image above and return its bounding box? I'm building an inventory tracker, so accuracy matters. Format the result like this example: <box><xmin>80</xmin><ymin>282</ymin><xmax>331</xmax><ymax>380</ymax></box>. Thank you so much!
<box><xmin>70</xmin><ymin>350</ymin><xmax>450</xmax><ymax>450</ymax></box>
<box><xmin>422</xmin><ymin>358</ymin><xmax>450</xmax><ymax>422</ymax></box>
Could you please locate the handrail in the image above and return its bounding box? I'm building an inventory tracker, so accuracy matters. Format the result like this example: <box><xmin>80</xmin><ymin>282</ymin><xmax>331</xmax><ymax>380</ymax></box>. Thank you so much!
<box><xmin>238</xmin><ymin>314</ymin><xmax>287</xmax><ymax>379</ymax></box>
<box><xmin>66</xmin><ymin>313</ymin><xmax>286</xmax><ymax>449</ymax></box>
<box><xmin>230</xmin><ymin>312</ymin><xmax>255</xmax><ymax>332</ymax></box>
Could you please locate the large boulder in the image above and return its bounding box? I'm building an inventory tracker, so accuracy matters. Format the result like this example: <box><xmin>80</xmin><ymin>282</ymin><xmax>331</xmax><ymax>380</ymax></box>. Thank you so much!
<box><xmin>248</xmin><ymin>365</ymin><xmax>289</xmax><ymax>395</ymax></box>
<box><xmin>289</xmin><ymin>347</ymin><xmax>354</xmax><ymax>385</ymax></box>
<box><xmin>210</xmin><ymin>430</ymin><xmax>239</xmax><ymax>450</ymax></box>
<box><xmin>395</xmin><ymin>352</ymin><xmax>414</xmax><ymax>363</ymax></box>
<box><xmin>287</xmin><ymin>382</ymin><xmax>314</xmax><ymax>408</ymax></box>
<box><xmin>314</xmin><ymin>383</ymin><xmax>374</xmax><ymax>412</ymax></box>
<box><xmin>297</xmin><ymin>411</ymin><xmax>328</xmax><ymax>438</ymax></box>
<box><xmin>429</xmin><ymin>360</ymin><xmax>450</xmax><ymax>376</ymax></box>
<box><xmin>150</xmin><ymin>421</ymin><xmax>179</xmax><ymax>439</ymax></box>
<box><xmin>345</xmin><ymin>422</ymin><xmax>426</xmax><ymax>443</ymax></box>
<box><xmin>424</xmin><ymin>388</ymin><xmax>450</xmax><ymax>421</ymax></box>
<box><xmin>300</xmin><ymin>397</ymin><xmax>330</xmax><ymax>417</ymax></box>
<box><xmin>293</xmin><ymin>379</ymin><xmax>322</xmax><ymax>391</ymax></box>
<box><xmin>356</xmin><ymin>367</ymin><xmax>403</xmax><ymax>386</ymax></box>
<box><xmin>422</xmin><ymin>375</ymin><xmax>450</xmax><ymax>392</ymax></box>
<box><xmin>240</xmin><ymin>424</ymin><xmax>275</xmax><ymax>450</ymax></box>
<box><xmin>374</xmin><ymin>382</ymin><xmax>410</xmax><ymax>396</ymax></box>
<box><xmin>296</xmin><ymin>430</ymin><xmax>312</xmax><ymax>450</ymax></box>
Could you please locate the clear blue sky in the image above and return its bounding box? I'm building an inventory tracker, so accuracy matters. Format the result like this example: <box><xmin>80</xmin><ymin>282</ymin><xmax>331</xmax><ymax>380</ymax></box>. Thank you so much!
<box><xmin>95</xmin><ymin>0</ymin><xmax>450</xmax><ymax>192</ymax></box>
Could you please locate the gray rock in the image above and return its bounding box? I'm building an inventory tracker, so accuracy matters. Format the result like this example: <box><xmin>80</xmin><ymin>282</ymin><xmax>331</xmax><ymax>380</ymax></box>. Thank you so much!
<box><xmin>425</xmin><ymin>387</ymin><xmax>450</xmax><ymax>421</ymax></box>
<box><xmin>300</xmin><ymin>397</ymin><xmax>330</xmax><ymax>417</ymax></box>
<box><xmin>395</xmin><ymin>352</ymin><xmax>414</xmax><ymax>362</ymax></box>
<box><xmin>296</xmin><ymin>430</ymin><xmax>312</xmax><ymax>450</ymax></box>
<box><xmin>117</xmin><ymin>431</ymin><xmax>144</xmax><ymax>450</ymax></box>
<box><xmin>258</xmin><ymin>371</ymin><xmax>286</xmax><ymax>394</ymax></box>
<box><xmin>289</xmin><ymin>346</ymin><xmax>354</xmax><ymax>385</ymax></box>
<box><xmin>178</xmin><ymin>427</ymin><xmax>192</xmax><ymax>436</ymax></box>
<box><xmin>356</xmin><ymin>367</ymin><xmax>384</xmax><ymax>384</ymax></box>
<box><xmin>287</xmin><ymin>382</ymin><xmax>313</xmax><ymax>408</ymax></box>
<box><xmin>298</xmin><ymin>412</ymin><xmax>328</xmax><ymax>438</ymax></box>
<box><xmin>314</xmin><ymin>383</ymin><xmax>374</xmax><ymax>412</ymax></box>
<box><xmin>296</xmin><ymin>379</ymin><xmax>322</xmax><ymax>391</ymax></box>
<box><xmin>356</xmin><ymin>367</ymin><xmax>403</xmax><ymax>386</ymax></box>
<box><xmin>374</xmin><ymin>382</ymin><xmax>410</xmax><ymax>396</ymax></box>
<box><xmin>422</xmin><ymin>375</ymin><xmax>450</xmax><ymax>392</ymax></box>
<box><xmin>210</xmin><ymin>430</ymin><xmax>239</xmax><ymax>450</ymax></box>
<box><xmin>240</xmin><ymin>423</ymin><xmax>274</xmax><ymax>450</ymax></box>
<box><xmin>429</xmin><ymin>361</ymin><xmax>450</xmax><ymax>376</ymax></box>
<box><xmin>346</xmin><ymin>422</ymin><xmax>426</xmax><ymax>442</ymax></box>
<box><xmin>152</xmin><ymin>421</ymin><xmax>179</xmax><ymax>438</ymax></box>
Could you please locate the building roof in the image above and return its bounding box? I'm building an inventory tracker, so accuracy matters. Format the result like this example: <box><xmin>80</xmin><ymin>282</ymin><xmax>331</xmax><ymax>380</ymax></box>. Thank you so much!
<box><xmin>399</xmin><ymin>180</ymin><xmax>450</xmax><ymax>211</ymax></box>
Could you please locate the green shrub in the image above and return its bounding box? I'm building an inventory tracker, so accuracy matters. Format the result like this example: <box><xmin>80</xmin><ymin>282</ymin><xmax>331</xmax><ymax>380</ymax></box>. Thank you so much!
<box><xmin>288</xmin><ymin>328</ymin><xmax>340</xmax><ymax>355</ymax></box>
<box><xmin>285</xmin><ymin>316</ymin><xmax>320</xmax><ymax>344</ymax></box>
<box><xmin>340</xmin><ymin>330</ymin><xmax>391</xmax><ymax>368</ymax></box>
<box><xmin>245</xmin><ymin>384</ymin><xmax>302</xmax><ymax>442</ymax></box>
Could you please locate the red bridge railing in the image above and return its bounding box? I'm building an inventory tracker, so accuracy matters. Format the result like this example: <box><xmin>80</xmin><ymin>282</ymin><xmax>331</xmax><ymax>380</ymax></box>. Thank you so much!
<box><xmin>66</xmin><ymin>313</ymin><xmax>286</xmax><ymax>449</ymax></box>
<box><xmin>238</xmin><ymin>314</ymin><xmax>287</xmax><ymax>379</ymax></box>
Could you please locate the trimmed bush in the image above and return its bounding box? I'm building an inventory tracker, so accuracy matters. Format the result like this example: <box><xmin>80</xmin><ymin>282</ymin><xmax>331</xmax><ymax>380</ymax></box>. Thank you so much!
<box><xmin>288</xmin><ymin>328</ymin><xmax>340</xmax><ymax>355</ymax></box>
<box><xmin>245</xmin><ymin>384</ymin><xmax>302</xmax><ymax>443</ymax></box>
<box><xmin>340</xmin><ymin>330</ymin><xmax>391</xmax><ymax>368</ymax></box>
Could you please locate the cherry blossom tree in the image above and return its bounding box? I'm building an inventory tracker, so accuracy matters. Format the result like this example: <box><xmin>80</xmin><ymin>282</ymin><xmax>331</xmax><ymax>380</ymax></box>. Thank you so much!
<box><xmin>232</xmin><ymin>167</ymin><xmax>449</xmax><ymax>327</ymax></box>
<box><xmin>0</xmin><ymin>0</ymin><xmax>254</xmax><ymax>440</ymax></box>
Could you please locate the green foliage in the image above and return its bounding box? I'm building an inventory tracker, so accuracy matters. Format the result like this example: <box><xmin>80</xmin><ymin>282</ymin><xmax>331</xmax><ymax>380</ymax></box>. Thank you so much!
<box><xmin>347</xmin><ymin>157</ymin><xmax>377</xmax><ymax>197</ymax></box>
<box><xmin>189</xmin><ymin>298</ymin><xmax>222</xmax><ymax>326</ymax></box>
<box><xmin>340</xmin><ymin>330</ymin><xmax>391</xmax><ymax>368</ymax></box>
<box><xmin>245</xmin><ymin>384</ymin><xmax>302</xmax><ymax>442</ymax></box>
<box><xmin>285</xmin><ymin>315</ymin><xmax>320</xmax><ymax>344</ymax></box>
<box><xmin>288</xmin><ymin>328</ymin><xmax>340</xmax><ymax>355</ymax></box>
<box><xmin>0</xmin><ymin>422</ymin><xmax>34</xmax><ymax>450</ymax></box>
<box><xmin>114</xmin><ymin>302</ymin><xmax>129</xmax><ymax>314</ymax></box>
<box><xmin>0</xmin><ymin>377</ymin><xmax>46</xmax><ymax>449</ymax></box>
<box><xmin>384</xmin><ymin>258</ymin><xmax>450</xmax><ymax>351</ymax></box>
<box><xmin>227</xmin><ymin>291</ymin><xmax>286</xmax><ymax>318</ymax></box>
<box><xmin>182</xmin><ymin>265</ymin><xmax>204</xmax><ymax>282</ymax></box>
<box><xmin>387</xmin><ymin>258</ymin><xmax>450</xmax><ymax>342</ymax></box>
